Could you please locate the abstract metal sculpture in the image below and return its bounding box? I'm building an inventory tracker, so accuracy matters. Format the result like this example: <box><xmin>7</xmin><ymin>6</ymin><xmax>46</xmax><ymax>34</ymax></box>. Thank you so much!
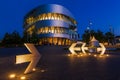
<box><xmin>16</xmin><ymin>43</ymin><xmax>41</xmax><ymax>74</ymax></box>
<box><xmin>69</xmin><ymin>42</ymin><xmax>81</xmax><ymax>55</ymax></box>
<box><xmin>69</xmin><ymin>36</ymin><xmax>106</xmax><ymax>55</ymax></box>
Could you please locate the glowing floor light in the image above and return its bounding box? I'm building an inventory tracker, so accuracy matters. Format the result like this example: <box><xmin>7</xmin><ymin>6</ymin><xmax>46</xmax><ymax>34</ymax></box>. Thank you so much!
<box><xmin>20</xmin><ymin>76</ymin><xmax>26</xmax><ymax>80</ymax></box>
<box><xmin>33</xmin><ymin>68</ymin><xmax>36</xmax><ymax>71</ymax></box>
<box><xmin>68</xmin><ymin>54</ymin><xmax>71</xmax><ymax>56</ymax></box>
<box><xmin>106</xmin><ymin>54</ymin><xmax>109</xmax><ymax>57</ymax></box>
<box><xmin>94</xmin><ymin>54</ymin><xmax>97</xmax><ymax>57</ymax></box>
<box><xmin>9</xmin><ymin>74</ymin><xmax>16</xmax><ymax>79</ymax></box>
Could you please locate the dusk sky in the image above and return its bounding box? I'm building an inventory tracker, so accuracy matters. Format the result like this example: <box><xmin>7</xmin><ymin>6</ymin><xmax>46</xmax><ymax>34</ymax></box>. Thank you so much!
<box><xmin>0</xmin><ymin>0</ymin><xmax>120</xmax><ymax>39</ymax></box>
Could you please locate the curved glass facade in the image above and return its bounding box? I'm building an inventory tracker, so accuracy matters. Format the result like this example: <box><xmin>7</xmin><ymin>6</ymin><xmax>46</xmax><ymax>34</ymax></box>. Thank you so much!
<box><xmin>24</xmin><ymin>4</ymin><xmax>79</xmax><ymax>45</ymax></box>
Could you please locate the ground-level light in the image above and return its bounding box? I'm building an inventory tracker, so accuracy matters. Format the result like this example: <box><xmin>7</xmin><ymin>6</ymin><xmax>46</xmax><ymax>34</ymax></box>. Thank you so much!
<box><xmin>32</xmin><ymin>68</ymin><xmax>36</xmax><ymax>71</ymax></box>
<box><xmin>9</xmin><ymin>74</ymin><xmax>16</xmax><ymax>79</ymax></box>
<box><xmin>20</xmin><ymin>76</ymin><xmax>26</xmax><ymax>80</ymax></box>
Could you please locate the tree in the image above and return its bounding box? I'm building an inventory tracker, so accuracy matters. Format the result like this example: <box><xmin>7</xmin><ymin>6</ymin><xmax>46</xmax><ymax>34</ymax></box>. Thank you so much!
<box><xmin>105</xmin><ymin>32</ymin><xmax>114</xmax><ymax>45</ymax></box>
<box><xmin>82</xmin><ymin>29</ymin><xmax>106</xmax><ymax>43</ymax></box>
<box><xmin>11</xmin><ymin>31</ymin><xmax>22</xmax><ymax>45</ymax></box>
<box><xmin>95</xmin><ymin>30</ymin><xmax>105</xmax><ymax>43</ymax></box>
<box><xmin>22</xmin><ymin>29</ymin><xmax>39</xmax><ymax>44</ymax></box>
<box><xmin>2</xmin><ymin>31</ymin><xmax>22</xmax><ymax>47</ymax></box>
<box><xmin>2</xmin><ymin>33</ymin><xmax>12</xmax><ymax>46</ymax></box>
<box><xmin>30</xmin><ymin>30</ymin><xmax>39</xmax><ymax>44</ymax></box>
<box><xmin>22</xmin><ymin>32</ymin><xmax>29</xmax><ymax>43</ymax></box>
<box><xmin>82</xmin><ymin>30</ymin><xmax>90</xmax><ymax>43</ymax></box>
<box><xmin>90</xmin><ymin>30</ymin><xmax>96</xmax><ymax>36</ymax></box>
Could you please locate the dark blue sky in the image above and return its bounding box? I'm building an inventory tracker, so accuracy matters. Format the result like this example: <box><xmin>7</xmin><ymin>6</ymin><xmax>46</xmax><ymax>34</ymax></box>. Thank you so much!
<box><xmin>0</xmin><ymin>0</ymin><xmax>120</xmax><ymax>39</ymax></box>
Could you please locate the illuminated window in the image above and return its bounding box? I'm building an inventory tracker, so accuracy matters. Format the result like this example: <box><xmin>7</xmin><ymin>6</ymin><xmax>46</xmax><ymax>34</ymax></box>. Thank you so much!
<box><xmin>26</xmin><ymin>17</ymin><xmax>34</xmax><ymax>25</ymax></box>
<box><xmin>45</xmin><ymin>27</ymin><xmax>48</xmax><ymax>33</ymax></box>
<box><xmin>26</xmin><ymin>13</ymin><xmax>76</xmax><ymax>25</ymax></box>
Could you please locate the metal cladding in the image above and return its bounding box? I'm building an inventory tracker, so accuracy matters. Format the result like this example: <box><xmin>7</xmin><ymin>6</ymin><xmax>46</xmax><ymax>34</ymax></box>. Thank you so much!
<box><xmin>24</xmin><ymin>4</ymin><xmax>79</xmax><ymax>45</ymax></box>
<box><xmin>25</xmin><ymin>4</ymin><xmax>74</xmax><ymax>19</ymax></box>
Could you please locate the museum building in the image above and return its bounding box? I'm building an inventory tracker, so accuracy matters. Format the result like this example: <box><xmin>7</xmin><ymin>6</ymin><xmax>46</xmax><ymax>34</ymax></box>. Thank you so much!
<box><xmin>23</xmin><ymin>4</ymin><xmax>79</xmax><ymax>45</ymax></box>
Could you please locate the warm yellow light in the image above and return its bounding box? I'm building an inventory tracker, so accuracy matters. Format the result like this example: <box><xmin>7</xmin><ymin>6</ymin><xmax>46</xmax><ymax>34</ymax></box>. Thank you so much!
<box><xmin>80</xmin><ymin>55</ymin><xmax>83</xmax><ymax>56</ymax></box>
<box><xmin>20</xmin><ymin>76</ymin><xmax>26</xmax><ymax>80</ymax></box>
<box><xmin>32</xmin><ymin>68</ymin><xmax>36</xmax><ymax>71</ymax></box>
<box><xmin>106</xmin><ymin>54</ymin><xmax>109</xmax><ymax>57</ymax></box>
<box><xmin>77</xmin><ymin>55</ymin><xmax>80</xmax><ymax>57</ymax></box>
<box><xmin>94</xmin><ymin>55</ymin><xmax>97</xmax><ymax>57</ymax></box>
<box><xmin>9</xmin><ymin>74</ymin><xmax>16</xmax><ymax>78</ymax></box>
<box><xmin>41</xmin><ymin>70</ymin><xmax>45</xmax><ymax>73</ymax></box>
<box><xmin>99</xmin><ymin>55</ymin><xmax>103</xmax><ymax>57</ymax></box>
<box><xmin>88</xmin><ymin>53</ymin><xmax>91</xmax><ymax>55</ymax></box>
<box><xmin>68</xmin><ymin>54</ymin><xmax>71</xmax><ymax>56</ymax></box>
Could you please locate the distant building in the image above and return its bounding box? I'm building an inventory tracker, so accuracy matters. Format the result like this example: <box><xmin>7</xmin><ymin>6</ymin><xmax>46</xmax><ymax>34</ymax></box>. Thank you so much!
<box><xmin>23</xmin><ymin>4</ymin><xmax>79</xmax><ymax>45</ymax></box>
<box><xmin>115</xmin><ymin>36</ymin><xmax>120</xmax><ymax>45</ymax></box>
